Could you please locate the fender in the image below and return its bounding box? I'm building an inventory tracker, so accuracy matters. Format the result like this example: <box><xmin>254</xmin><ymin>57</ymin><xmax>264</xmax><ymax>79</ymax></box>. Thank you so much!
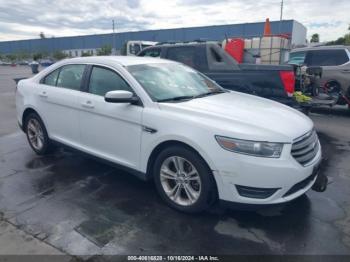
<box><xmin>140</xmin><ymin>134</ymin><xmax>218</xmax><ymax>174</ymax></box>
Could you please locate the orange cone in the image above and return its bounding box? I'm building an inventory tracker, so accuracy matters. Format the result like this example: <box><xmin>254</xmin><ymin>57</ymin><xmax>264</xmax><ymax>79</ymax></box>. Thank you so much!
<box><xmin>264</xmin><ymin>18</ymin><xmax>272</xmax><ymax>36</ymax></box>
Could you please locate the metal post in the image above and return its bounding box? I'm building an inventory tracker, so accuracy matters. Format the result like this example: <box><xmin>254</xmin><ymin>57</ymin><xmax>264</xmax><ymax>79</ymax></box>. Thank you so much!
<box><xmin>112</xmin><ymin>20</ymin><xmax>116</xmax><ymax>55</ymax></box>
<box><xmin>279</xmin><ymin>0</ymin><xmax>284</xmax><ymax>34</ymax></box>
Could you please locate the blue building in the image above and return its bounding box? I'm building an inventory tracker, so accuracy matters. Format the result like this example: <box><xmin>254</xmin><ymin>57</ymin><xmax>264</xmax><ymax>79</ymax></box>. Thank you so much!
<box><xmin>0</xmin><ymin>20</ymin><xmax>306</xmax><ymax>55</ymax></box>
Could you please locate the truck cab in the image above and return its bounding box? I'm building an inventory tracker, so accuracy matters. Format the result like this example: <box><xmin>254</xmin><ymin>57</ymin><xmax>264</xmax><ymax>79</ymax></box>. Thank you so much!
<box><xmin>121</xmin><ymin>41</ymin><xmax>158</xmax><ymax>56</ymax></box>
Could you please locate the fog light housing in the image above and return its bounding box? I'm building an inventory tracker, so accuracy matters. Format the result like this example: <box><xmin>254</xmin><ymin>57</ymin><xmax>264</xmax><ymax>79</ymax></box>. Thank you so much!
<box><xmin>236</xmin><ymin>185</ymin><xmax>279</xmax><ymax>199</ymax></box>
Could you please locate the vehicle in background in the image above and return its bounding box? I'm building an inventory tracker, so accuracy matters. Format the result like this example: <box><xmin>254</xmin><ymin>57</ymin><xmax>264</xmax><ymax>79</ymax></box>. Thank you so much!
<box><xmin>16</xmin><ymin>56</ymin><xmax>324</xmax><ymax>213</ymax></box>
<box><xmin>18</xmin><ymin>60</ymin><xmax>29</xmax><ymax>65</ymax></box>
<box><xmin>40</xmin><ymin>59</ymin><xmax>55</xmax><ymax>67</ymax></box>
<box><xmin>288</xmin><ymin>46</ymin><xmax>350</xmax><ymax>107</ymax></box>
<box><xmin>121</xmin><ymin>41</ymin><xmax>158</xmax><ymax>56</ymax></box>
<box><xmin>0</xmin><ymin>61</ymin><xmax>13</xmax><ymax>66</ymax></box>
<box><xmin>138</xmin><ymin>42</ymin><xmax>297</xmax><ymax>107</ymax></box>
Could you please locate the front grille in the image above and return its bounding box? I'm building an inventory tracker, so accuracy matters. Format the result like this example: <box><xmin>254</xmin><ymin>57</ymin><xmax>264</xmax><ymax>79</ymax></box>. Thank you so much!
<box><xmin>291</xmin><ymin>129</ymin><xmax>319</xmax><ymax>166</ymax></box>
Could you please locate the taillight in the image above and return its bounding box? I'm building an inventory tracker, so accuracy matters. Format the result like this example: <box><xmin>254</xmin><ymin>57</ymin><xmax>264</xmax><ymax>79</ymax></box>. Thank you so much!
<box><xmin>279</xmin><ymin>71</ymin><xmax>295</xmax><ymax>97</ymax></box>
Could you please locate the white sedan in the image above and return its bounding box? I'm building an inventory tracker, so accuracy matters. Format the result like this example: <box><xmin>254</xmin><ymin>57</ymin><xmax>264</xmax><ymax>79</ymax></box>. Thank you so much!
<box><xmin>16</xmin><ymin>56</ymin><xmax>322</xmax><ymax>213</ymax></box>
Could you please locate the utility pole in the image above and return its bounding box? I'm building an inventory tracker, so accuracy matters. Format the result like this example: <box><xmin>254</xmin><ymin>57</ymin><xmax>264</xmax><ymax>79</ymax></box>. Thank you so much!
<box><xmin>112</xmin><ymin>20</ymin><xmax>116</xmax><ymax>55</ymax></box>
<box><xmin>280</xmin><ymin>0</ymin><xmax>284</xmax><ymax>21</ymax></box>
<box><xmin>279</xmin><ymin>0</ymin><xmax>284</xmax><ymax>34</ymax></box>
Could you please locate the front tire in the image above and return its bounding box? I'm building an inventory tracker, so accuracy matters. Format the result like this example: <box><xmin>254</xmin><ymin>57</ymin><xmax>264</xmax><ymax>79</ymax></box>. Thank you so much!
<box><xmin>24</xmin><ymin>113</ymin><xmax>53</xmax><ymax>155</ymax></box>
<box><xmin>153</xmin><ymin>146</ymin><xmax>217</xmax><ymax>213</ymax></box>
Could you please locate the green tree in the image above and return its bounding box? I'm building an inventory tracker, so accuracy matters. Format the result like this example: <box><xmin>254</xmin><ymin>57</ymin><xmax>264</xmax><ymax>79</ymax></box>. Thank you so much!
<box><xmin>6</xmin><ymin>54</ymin><xmax>17</xmax><ymax>62</ymax></box>
<box><xmin>53</xmin><ymin>50</ymin><xmax>67</xmax><ymax>61</ymax></box>
<box><xmin>97</xmin><ymin>45</ymin><xmax>112</xmax><ymax>56</ymax></box>
<box><xmin>17</xmin><ymin>50</ymin><xmax>30</xmax><ymax>60</ymax></box>
<box><xmin>33</xmin><ymin>52</ymin><xmax>43</xmax><ymax>61</ymax></box>
<box><xmin>310</xmin><ymin>33</ymin><xmax>320</xmax><ymax>43</ymax></box>
<box><xmin>39</xmin><ymin>32</ymin><xmax>46</xmax><ymax>39</ymax></box>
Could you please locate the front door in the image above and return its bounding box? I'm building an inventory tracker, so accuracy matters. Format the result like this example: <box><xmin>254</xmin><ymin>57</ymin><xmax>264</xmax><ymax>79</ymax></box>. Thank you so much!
<box><xmin>78</xmin><ymin>65</ymin><xmax>143</xmax><ymax>169</ymax></box>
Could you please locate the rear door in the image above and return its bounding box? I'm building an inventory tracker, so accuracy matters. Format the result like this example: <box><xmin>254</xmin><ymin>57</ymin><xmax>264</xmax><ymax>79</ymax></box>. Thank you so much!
<box><xmin>38</xmin><ymin>64</ymin><xmax>85</xmax><ymax>146</ymax></box>
<box><xmin>77</xmin><ymin>65</ymin><xmax>143</xmax><ymax>169</ymax></box>
<box><xmin>305</xmin><ymin>49</ymin><xmax>350</xmax><ymax>89</ymax></box>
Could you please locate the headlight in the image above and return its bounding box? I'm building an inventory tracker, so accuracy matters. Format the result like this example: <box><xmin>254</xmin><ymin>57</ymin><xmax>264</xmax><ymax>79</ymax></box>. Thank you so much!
<box><xmin>215</xmin><ymin>136</ymin><xmax>283</xmax><ymax>158</ymax></box>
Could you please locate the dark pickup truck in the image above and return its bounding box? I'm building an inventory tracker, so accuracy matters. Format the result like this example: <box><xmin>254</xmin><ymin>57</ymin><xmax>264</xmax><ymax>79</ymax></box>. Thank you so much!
<box><xmin>138</xmin><ymin>42</ymin><xmax>296</xmax><ymax>106</ymax></box>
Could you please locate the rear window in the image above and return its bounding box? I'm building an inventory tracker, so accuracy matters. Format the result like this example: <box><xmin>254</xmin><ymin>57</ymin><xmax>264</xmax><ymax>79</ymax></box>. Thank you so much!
<box><xmin>43</xmin><ymin>69</ymin><xmax>60</xmax><ymax>86</ymax></box>
<box><xmin>56</xmin><ymin>64</ymin><xmax>85</xmax><ymax>91</ymax></box>
<box><xmin>166</xmin><ymin>46</ymin><xmax>207</xmax><ymax>71</ymax></box>
<box><xmin>139</xmin><ymin>48</ymin><xmax>161</xmax><ymax>58</ymax></box>
<box><xmin>305</xmin><ymin>49</ymin><xmax>349</xmax><ymax>66</ymax></box>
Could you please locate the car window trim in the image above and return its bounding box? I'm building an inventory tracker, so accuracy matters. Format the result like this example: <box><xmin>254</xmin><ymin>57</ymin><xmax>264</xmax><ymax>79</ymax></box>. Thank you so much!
<box><xmin>40</xmin><ymin>64</ymin><xmax>86</xmax><ymax>91</ymax></box>
<box><xmin>40</xmin><ymin>67</ymin><xmax>61</xmax><ymax>86</ymax></box>
<box><xmin>55</xmin><ymin>64</ymin><xmax>86</xmax><ymax>91</ymax></box>
<box><xmin>85</xmin><ymin>64</ymin><xmax>144</xmax><ymax>107</ymax></box>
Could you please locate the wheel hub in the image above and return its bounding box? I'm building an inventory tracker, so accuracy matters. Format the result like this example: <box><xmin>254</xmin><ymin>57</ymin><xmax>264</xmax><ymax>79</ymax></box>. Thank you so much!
<box><xmin>160</xmin><ymin>156</ymin><xmax>202</xmax><ymax>206</ymax></box>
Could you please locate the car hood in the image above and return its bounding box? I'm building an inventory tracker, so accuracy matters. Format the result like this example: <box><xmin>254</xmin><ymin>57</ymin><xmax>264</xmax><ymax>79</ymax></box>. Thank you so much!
<box><xmin>158</xmin><ymin>92</ymin><xmax>313</xmax><ymax>142</ymax></box>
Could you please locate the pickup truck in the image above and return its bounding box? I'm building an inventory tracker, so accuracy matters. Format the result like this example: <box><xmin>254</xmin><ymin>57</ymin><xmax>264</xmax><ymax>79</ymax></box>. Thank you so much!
<box><xmin>138</xmin><ymin>42</ymin><xmax>296</xmax><ymax>106</ymax></box>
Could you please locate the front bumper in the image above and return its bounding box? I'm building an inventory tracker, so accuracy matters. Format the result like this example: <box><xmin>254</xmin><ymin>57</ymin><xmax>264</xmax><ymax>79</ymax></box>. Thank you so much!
<box><xmin>212</xmin><ymin>142</ymin><xmax>322</xmax><ymax>205</ymax></box>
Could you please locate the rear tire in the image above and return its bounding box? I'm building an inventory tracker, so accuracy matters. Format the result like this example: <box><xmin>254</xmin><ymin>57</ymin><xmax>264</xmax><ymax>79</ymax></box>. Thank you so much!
<box><xmin>153</xmin><ymin>145</ymin><xmax>217</xmax><ymax>213</ymax></box>
<box><xmin>24</xmin><ymin>113</ymin><xmax>53</xmax><ymax>155</ymax></box>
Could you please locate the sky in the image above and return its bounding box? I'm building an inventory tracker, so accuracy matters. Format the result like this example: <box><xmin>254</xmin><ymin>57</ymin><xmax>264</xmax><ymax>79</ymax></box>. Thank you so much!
<box><xmin>0</xmin><ymin>0</ymin><xmax>349</xmax><ymax>42</ymax></box>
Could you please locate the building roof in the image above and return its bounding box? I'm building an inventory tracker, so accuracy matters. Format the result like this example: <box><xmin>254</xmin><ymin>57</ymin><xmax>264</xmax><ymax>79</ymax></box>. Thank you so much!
<box><xmin>0</xmin><ymin>20</ymin><xmax>304</xmax><ymax>54</ymax></box>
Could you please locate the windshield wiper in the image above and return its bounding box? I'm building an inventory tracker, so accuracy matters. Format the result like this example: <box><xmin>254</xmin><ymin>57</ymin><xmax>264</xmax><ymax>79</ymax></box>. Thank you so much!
<box><xmin>193</xmin><ymin>90</ymin><xmax>227</xmax><ymax>99</ymax></box>
<box><xmin>157</xmin><ymin>95</ymin><xmax>194</xmax><ymax>102</ymax></box>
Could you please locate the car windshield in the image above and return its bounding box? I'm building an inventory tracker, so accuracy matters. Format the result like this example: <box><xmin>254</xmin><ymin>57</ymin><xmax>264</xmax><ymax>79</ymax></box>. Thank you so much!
<box><xmin>127</xmin><ymin>63</ymin><xmax>225</xmax><ymax>102</ymax></box>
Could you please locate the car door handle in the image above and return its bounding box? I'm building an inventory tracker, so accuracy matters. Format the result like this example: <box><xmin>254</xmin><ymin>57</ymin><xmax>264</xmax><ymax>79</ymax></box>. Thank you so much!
<box><xmin>81</xmin><ymin>101</ymin><xmax>94</xmax><ymax>109</ymax></box>
<box><xmin>342</xmin><ymin>69</ymin><xmax>350</xmax><ymax>73</ymax></box>
<box><xmin>39</xmin><ymin>91</ymin><xmax>48</xmax><ymax>98</ymax></box>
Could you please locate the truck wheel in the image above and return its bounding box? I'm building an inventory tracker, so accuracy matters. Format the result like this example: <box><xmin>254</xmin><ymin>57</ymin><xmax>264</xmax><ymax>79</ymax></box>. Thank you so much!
<box><xmin>24</xmin><ymin>113</ymin><xmax>53</xmax><ymax>155</ymax></box>
<box><xmin>153</xmin><ymin>146</ymin><xmax>217</xmax><ymax>213</ymax></box>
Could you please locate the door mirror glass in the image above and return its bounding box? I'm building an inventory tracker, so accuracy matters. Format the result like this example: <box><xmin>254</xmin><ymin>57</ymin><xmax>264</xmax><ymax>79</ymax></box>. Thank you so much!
<box><xmin>105</xmin><ymin>90</ymin><xmax>138</xmax><ymax>104</ymax></box>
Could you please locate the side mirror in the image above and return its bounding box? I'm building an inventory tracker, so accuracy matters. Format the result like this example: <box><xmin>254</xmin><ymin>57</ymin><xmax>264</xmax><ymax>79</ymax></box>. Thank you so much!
<box><xmin>105</xmin><ymin>90</ymin><xmax>139</xmax><ymax>104</ymax></box>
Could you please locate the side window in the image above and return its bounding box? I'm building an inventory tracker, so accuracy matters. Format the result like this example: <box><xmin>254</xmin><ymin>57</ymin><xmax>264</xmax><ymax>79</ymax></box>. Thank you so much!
<box><xmin>139</xmin><ymin>48</ymin><xmax>161</xmax><ymax>58</ymax></box>
<box><xmin>56</xmin><ymin>64</ymin><xmax>85</xmax><ymax>91</ymax></box>
<box><xmin>129</xmin><ymin>43</ymin><xmax>141</xmax><ymax>55</ymax></box>
<box><xmin>88</xmin><ymin>66</ymin><xmax>132</xmax><ymax>96</ymax></box>
<box><xmin>43</xmin><ymin>69</ymin><xmax>60</xmax><ymax>86</ymax></box>
<box><xmin>306</xmin><ymin>49</ymin><xmax>349</xmax><ymax>66</ymax></box>
<box><xmin>167</xmin><ymin>47</ymin><xmax>197</xmax><ymax>68</ymax></box>
<box><xmin>288</xmin><ymin>51</ymin><xmax>306</xmax><ymax>65</ymax></box>
<box><xmin>167</xmin><ymin>46</ymin><xmax>209</xmax><ymax>71</ymax></box>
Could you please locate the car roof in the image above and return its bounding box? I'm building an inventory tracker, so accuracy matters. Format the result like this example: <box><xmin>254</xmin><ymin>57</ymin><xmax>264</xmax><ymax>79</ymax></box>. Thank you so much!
<box><xmin>59</xmin><ymin>56</ymin><xmax>175</xmax><ymax>66</ymax></box>
<box><xmin>291</xmin><ymin>45</ymin><xmax>350</xmax><ymax>53</ymax></box>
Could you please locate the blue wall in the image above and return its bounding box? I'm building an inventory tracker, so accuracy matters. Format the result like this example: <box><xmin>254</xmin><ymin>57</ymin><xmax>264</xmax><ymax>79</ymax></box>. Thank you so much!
<box><xmin>0</xmin><ymin>20</ymin><xmax>296</xmax><ymax>54</ymax></box>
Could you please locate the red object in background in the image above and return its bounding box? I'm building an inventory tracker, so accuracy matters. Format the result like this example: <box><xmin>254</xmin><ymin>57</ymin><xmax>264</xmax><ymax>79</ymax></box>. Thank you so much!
<box><xmin>225</xmin><ymin>38</ymin><xmax>244</xmax><ymax>63</ymax></box>
<box><xmin>264</xmin><ymin>18</ymin><xmax>272</xmax><ymax>36</ymax></box>
<box><xmin>279</xmin><ymin>71</ymin><xmax>295</xmax><ymax>96</ymax></box>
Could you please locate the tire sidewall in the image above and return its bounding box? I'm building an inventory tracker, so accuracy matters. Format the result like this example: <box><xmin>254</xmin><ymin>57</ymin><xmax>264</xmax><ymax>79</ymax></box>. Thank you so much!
<box><xmin>153</xmin><ymin>146</ymin><xmax>216</xmax><ymax>213</ymax></box>
<box><xmin>24</xmin><ymin>113</ymin><xmax>51</xmax><ymax>155</ymax></box>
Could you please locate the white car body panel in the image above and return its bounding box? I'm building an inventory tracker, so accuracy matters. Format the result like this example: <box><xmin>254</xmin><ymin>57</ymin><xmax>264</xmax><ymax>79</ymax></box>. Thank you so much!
<box><xmin>16</xmin><ymin>56</ymin><xmax>322</xmax><ymax>205</ymax></box>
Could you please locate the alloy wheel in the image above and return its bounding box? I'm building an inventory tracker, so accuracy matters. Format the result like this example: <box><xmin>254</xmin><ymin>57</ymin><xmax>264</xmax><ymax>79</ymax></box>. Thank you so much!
<box><xmin>27</xmin><ymin>118</ymin><xmax>45</xmax><ymax>151</ymax></box>
<box><xmin>160</xmin><ymin>156</ymin><xmax>202</xmax><ymax>206</ymax></box>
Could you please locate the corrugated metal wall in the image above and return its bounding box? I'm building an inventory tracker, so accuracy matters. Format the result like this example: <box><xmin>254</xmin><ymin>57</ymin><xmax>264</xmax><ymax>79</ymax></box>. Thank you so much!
<box><xmin>0</xmin><ymin>20</ymin><xmax>299</xmax><ymax>54</ymax></box>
